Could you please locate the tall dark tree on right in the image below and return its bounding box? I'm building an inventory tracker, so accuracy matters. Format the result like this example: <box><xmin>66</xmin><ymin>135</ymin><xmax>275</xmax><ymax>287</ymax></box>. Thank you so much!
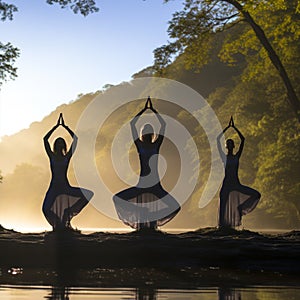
<box><xmin>156</xmin><ymin>0</ymin><xmax>300</xmax><ymax>121</ymax></box>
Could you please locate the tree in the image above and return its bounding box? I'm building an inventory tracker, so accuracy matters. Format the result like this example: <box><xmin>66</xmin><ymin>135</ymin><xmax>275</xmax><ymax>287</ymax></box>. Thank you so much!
<box><xmin>0</xmin><ymin>0</ymin><xmax>99</xmax><ymax>86</ymax></box>
<box><xmin>156</xmin><ymin>14</ymin><xmax>300</xmax><ymax>227</ymax></box>
<box><xmin>156</xmin><ymin>0</ymin><xmax>300</xmax><ymax>121</ymax></box>
<box><xmin>0</xmin><ymin>42</ymin><xmax>19</xmax><ymax>84</ymax></box>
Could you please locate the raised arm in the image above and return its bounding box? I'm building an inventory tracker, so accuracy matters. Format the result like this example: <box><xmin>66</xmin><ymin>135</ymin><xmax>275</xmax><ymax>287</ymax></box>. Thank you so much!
<box><xmin>130</xmin><ymin>107</ymin><xmax>147</xmax><ymax>142</ymax></box>
<box><xmin>217</xmin><ymin>124</ymin><xmax>230</xmax><ymax>163</ymax></box>
<box><xmin>61</xmin><ymin>115</ymin><xmax>78</xmax><ymax>157</ymax></box>
<box><xmin>150</xmin><ymin>106</ymin><xmax>166</xmax><ymax>145</ymax></box>
<box><xmin>43</xmin><ymin>118</ymin><xmax>60</xmax><ymax>157</ymax></box>
<box><xmin>233</xmin><ymin>124</ymin><xmax>245</xmax><ymax>157</ymax></box>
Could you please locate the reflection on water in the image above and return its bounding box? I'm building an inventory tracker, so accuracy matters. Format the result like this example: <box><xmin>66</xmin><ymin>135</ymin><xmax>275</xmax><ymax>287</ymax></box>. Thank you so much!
<box><xmin>0</xmin><ymin>286</ymin><xmax>299</xmax><ymax>300</ymax></box>
<box><xmin>0</xmin><ymin>266</ymin><xmax>299</xmax><ymax>299</ymax></box>
<box><xmin>45</xmin><ymin>286</ymin><xmax>69</xmax><ymax>299</ymax></box>
<box><xmin>136</xmin><ymin>286</ymin><xmax>156</xmax><ymax>300</ymax></box>
<box><xmin>218</xmin><ymin>288</ymin><xmax>241</xmax><ymax>300</ymax></box>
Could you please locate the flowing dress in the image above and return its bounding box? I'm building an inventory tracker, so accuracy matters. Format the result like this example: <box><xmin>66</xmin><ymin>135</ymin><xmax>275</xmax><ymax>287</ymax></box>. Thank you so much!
<box><xmin>219</xmin><ymin>154</ymin><xmax>261</xmax><ymax>227</ymax></box>
<box><xmin>42</xmin><ymin>152</ymin><xmax>93</xmax><ymax>230</ymax></box>
<box><xmin>113</xmin><ymin>135</ymin><xmax>180</xmax><ymax>230</ymax></box>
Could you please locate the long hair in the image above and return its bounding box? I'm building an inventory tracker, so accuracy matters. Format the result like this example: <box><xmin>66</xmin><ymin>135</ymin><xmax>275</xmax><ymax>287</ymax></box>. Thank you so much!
<box><xmin>53</xmin><ymin>137</ymin><xmax>67</xmax><ymax>155</ymax></box>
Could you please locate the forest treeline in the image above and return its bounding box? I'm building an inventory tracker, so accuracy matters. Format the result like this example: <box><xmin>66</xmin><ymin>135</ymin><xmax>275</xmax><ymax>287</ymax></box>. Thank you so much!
<box><xmin>145</xmin><ymin>0</ymin><xmax>300</xmax><ymax>228</ymax></box>
<box><xmin>0</xmin><ymin>1</ymin><xmax>299</xmax><ymax>230</ymax></box>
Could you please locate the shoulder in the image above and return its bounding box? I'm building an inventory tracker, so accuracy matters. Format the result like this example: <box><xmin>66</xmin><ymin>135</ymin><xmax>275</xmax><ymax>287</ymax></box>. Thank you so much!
<box><xmin>154</xmin><ymin>134</ymin><xmax>164</xmax><ymax>145</ymax></box>
<box><xmin>134</xmin><ymin>137</ymin><xmax>143</xmax><ymax>145</ymax></box>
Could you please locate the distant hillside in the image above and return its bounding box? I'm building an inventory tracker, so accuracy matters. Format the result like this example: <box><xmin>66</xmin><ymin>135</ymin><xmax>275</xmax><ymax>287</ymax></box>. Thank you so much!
<box><xmin>0</xmin><ymin>22</ymin><xmax>299</xmax><ymax>231</ymax></box>
<box><xmin>0</xmin><ymin>52</ymin><xmax>236</xmax><ymax>230</ymax></box>
<box><xmin>0</xmin><ymin>84</ymin><xmax>205</xmax><ymax>231</ymax></box>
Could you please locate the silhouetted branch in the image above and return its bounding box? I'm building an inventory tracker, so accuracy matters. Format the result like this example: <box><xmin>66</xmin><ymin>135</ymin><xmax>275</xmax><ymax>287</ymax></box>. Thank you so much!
<box><xmin>46</xmin><ymin>0</ymin><xmax>99</xmax><ymax>16</ymax></box>
<box><xmin>0</xmin><ymin>0</ymin><xmax>17</xmax><ymax>21</ymax></box>
<box><xmin>0</xmin><ymin>42</ymin><xmax>20</xmax><ymax>85</ymax></box>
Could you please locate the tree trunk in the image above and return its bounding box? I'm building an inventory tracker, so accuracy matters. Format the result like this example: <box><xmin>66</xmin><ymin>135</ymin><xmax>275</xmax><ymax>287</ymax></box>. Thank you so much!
<box><xmin>225</xmin><ymin>0</ymin><xmax>300</xmax><ymax>122</ymax></box>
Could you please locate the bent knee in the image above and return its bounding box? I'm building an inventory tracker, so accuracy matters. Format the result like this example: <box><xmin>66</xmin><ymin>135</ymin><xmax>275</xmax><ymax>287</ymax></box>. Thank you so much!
<box><xmin>170</xmin><ymin>200</ymin><xmax>181</xmax><ymax>212</ymax></box>
<box><xmin>83</xmin><ymin>189</ymin><xmax>94</xmax><ymax>200</ymax></box>
<box><xmin>42</xmin><ymin>204</ymin><xmax>50</xmax><ymax>216</ymax></box>
<box><xmin>256</xmin><ymin>191</ymin><xmax>261</xmax><ymax>199</ymax></box>
<box><xmin>88</xmin><ymin>190</ymin><xmax>94</xmax><ymax>199</ymax></box>
<box><xmin>113</xmin><ymin>193</ymin><xmax>124</xmax><ymax>201</ymax></box>
<box><xmin>174</xmin><ymin>206</ymin><xmax>181</xmax><ymax>213</ymax></box>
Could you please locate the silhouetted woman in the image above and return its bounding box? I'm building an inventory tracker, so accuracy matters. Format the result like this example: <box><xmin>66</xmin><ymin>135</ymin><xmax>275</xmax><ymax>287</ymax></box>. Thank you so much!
<box><xmin>113</xmin><ymin>98</ymin><xmax>180</xmax><ymax>230</ymax></box>
<box><xmin>43</xmin><ymin>114</ymin><xmax>93</xmax><ymax>231</ymax></box>
<box><xmin>217</xmin><ymin>117</ymin><xmax>260</xmax><ymax>228</ymax></box>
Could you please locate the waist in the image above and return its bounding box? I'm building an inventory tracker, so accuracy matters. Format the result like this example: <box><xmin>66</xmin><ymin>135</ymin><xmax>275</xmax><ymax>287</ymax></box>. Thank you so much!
<box><xmin>223</xmin><ymin>176</ymin><xmax>240</xmax><ymax>185</ymax></box>
<box><xmin>50</xmin><ymin>176</ymin><xmax>69</xmax><ymax>184</ymax></box>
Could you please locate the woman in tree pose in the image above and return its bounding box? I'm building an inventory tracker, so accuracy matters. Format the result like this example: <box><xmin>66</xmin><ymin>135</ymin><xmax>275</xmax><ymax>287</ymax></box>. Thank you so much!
<box><xmin>113</xmin><ymin>97</ymin><xmax>180</xmax><ymax>230</ymax></box>
<box><xmin>217</xmin><ymin>117</ymin><xmax>261</xmax><ymax>228</ymax></box>
<box><xmin>42</xmin><ymin>114</ymin><xmax>93</xmax><ymax>231</ymax></box>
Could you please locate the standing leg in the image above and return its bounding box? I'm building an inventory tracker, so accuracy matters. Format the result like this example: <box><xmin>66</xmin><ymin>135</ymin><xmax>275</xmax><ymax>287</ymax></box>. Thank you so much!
<box><xmin>113</xmin><ymin>187</ymin><xmax>143</xmax><ymax>229</ymax></box>
<box><xmin>42</xmin><ymin>197</ymin><xmax>64</xmax><ymax>230</ymax></box>
<box><xmin>62</xmin><ymin>188</ymin><xmax>94</xmax><ymax>227</ymax></box>
<box><xmin>218</xmin><ymin>187</ymin><xmax>230</xmax><ymax>228</ymax></box>
<box><xmin>149</xmin><ymin>185</ymin><xmax>181</xmax><ymax>226</ymax></box>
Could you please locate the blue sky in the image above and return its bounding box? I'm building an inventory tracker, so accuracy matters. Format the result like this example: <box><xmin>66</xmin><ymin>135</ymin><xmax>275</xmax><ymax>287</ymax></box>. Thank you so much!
<box><xmin>0</xmin><ymin>0</ymin><xmax>183</xmax><ymax>137</ymax></box>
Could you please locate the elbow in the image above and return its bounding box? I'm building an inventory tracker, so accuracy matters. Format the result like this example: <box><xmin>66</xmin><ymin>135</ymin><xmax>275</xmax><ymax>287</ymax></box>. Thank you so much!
<box><xmin>130</xmin><ymin>121</ymin><xmax>136</xmax><ymax>131</ymax></box>
<box><xmin>160</xmin><ymin>117</ymin><xmax>166</xmax><ymax>126</ymax></box>
<box><xmin>161</xmin><ymin>120</ymin><xmax>166</xmax><ymax>129</ymax></box>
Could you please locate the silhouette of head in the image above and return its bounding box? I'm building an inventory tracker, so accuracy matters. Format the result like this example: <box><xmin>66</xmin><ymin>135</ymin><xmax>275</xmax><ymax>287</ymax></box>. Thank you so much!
<box><xmin>53</xmin><ymin>137</ymin><xmax>67</xmax><ymax>155</ymax></box>
<box><xmin>226</xmin><ymin>139</ymin><xmax>235</xmax><ymax>151</ymax></box>
<box><xmin>141</xmin><ymin>124</ymin><xmax>154</xmax><ymax>143</ymax></box>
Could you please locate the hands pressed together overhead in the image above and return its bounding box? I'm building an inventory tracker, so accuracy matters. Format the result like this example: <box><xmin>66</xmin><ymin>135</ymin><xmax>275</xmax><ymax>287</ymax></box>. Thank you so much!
<box><xmin>144</xmin><ymin>96</ymin><xmax>157</xmax><ymax>114</ymax></box>
<box><xmin>56</xmin><ymin>113</ymin><xmax>68</xmax><ymax>128</ymax></box>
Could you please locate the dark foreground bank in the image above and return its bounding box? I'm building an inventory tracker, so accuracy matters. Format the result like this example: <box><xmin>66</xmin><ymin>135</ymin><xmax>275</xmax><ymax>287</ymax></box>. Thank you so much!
<box><xmin>0</xmin><ymin>226</ymin><xmax>299</xmax><ymax>275</ymax></box>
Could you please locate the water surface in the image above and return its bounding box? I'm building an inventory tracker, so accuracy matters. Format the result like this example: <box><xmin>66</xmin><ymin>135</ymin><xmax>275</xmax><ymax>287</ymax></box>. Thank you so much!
<box><xmin>0</xmin><ymin>285</ymin><xmax>299</xmax><ymax>299</ymax></box>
